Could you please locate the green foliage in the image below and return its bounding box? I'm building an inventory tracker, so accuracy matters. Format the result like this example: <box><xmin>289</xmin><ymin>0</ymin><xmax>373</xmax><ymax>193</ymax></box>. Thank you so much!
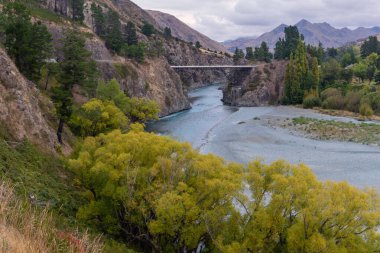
<box><xmin>125</xmin><ymin>21</ymin><xmax>138</xmax><ymax>46</ymax></box>
<box><xmin>70</xmin><ymin>130</ymin><xmax>380</xmax><ymax>252</ymax></box>
<box><xmin>96</xmin><ymin>79</ymin><xmax>160</xmax><ymax>123</ymax></box>
<box><xmin>360</xmin><ymin>92</ymin><xmax>380</xmax><ymax>114</ymax></box>
<box><xmin>283</xmin><ymin>40</ymin><xmax>308</xmax><ymax>104</ymax></box>
<box><xmin>353</xmin><ymin>62</ymin><xmax>369</xmax><ymax>82</ymax></box>
<box><xmin>70</xmin><ymin>99</ymin><xmax>129</xmax><ymax>137</ymax></box>
<box><xmin>310</xmin><ymin>57</ymin><xmax>320</xmax><ymax>95</ymax></box>
<box><xmin>360</xmin><ymin>36</ymin><xmax>380</xmax><ymax>58</ymax></box>
<box><xmin>53</xmin><ymin>30</ymin><xmax>96</xmax><ymax>143</ymax></box>
<box><xmin>70</xmin><ymin>130</ymin><xmax>244</xmax><ymax>252</ymax></box>
<box><xmin>142</xmin><ymin>22</ymin><xmax>155</xmax><ymax>37</ymax></box>
<box><xmin>274</xmin><ymin>25</ymin><xmax>301</xmax><ymax>59</ymax></box>
<box><xmin>245</xmin><ymin>47</ymin><xmax>254</xmax><ymax>61</ymax></box>
<box><xmin>345</xmin><ymin>91</ymin><xmax>364</xmax><ymax>113</ymax></box>
<box><xmin>124</xmin><ymin>96</ymin><xmax>160</xmax><ymax>123</ymax></box>
<box><xmin>0</xmin><ymin>2</ymin><xmax>52</xmax><ymax>81</ymax></box>
<box><xmin>91</xmin><ymin>3</ymin><xmax>106</xmax><ymax>36</ymax></box>
<box><xmin>359</xmin><ymin>103</ymin><xmax>374</xmax><ymax>117</ymax></box>
<box><xmin>253</xmin><ymin>41</ymin><xmax>272</xmax><ymax>62</ymax></box>
<box><xmin>58</xmin><ymin>30</ymin><xmax>94</xmax><ymax>88</ymax></box>
<box><xmin>0</xmin><ymin>137</ymin><xmax>82</xmax><ymax>220</ymax></box>
<box><xmin>322</xmin><ymin>95</ymin><xmax>345</xmax><ymax>110</ymax></box>
<box><xmin>163</xmin><ymin>27</ymin><xmax>172</xmax><ymax>39</ymax></box>
<box><xmin>71</xmin><ymin>0</ymin><xmax>84</xmax><ymax>22</ymax></box>
<box><xmin>233</xmin><ymin>48</ymin><xmax>244</xmax><ymax>63</ymax></box>
<box><xmin>121</xmin><ymin>43</ymin><xmax>146</xmax><ymax>63</ymax></box>
<box><xmin>195</xmin><ymin>41</ymin><xmax>201</xmax><ymax>49</ymax></box>
<box><xmin>104</xmin><ymin>10</ymin><xmax>123</xmax><ymax>53</ymax></box>
<box><xmin>303</xmin><ymin>94</ymin><xmax>321</xmax><ymax>108</ymax></box>
<box><xmin>321</xmin><ymin>58</ymin><xmax>342</xmax><ymax>88</ymax></box>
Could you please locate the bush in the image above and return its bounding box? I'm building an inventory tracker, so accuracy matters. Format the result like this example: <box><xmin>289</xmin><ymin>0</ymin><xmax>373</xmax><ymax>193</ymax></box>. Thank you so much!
<box><xmin>359</xmin><ymin>103</ymin><xmax>374</xmax><ymax>117</ymax></box>
<box><xmin>322</xmin><ymin>95</ymin><xmax>345</xmax><ymax>110</ymax></box>
<box><xmin>303</xmin><ymin>95</ymin><xmax>321</xmax><ymax>109</ymax></box>
<box><xmin>344</xmin><ymin>91</ymin><xmax>364</xmax><ymax>113</ymax></box>
<box><xmin>321</xmin><ymin>88</ymin><xmax>341</xmax><ymax>101</ymax></box>
<box><xmin>360</xmin><ymin>92</ymin><xmax>380</xmax><ymax>114</ymax></box>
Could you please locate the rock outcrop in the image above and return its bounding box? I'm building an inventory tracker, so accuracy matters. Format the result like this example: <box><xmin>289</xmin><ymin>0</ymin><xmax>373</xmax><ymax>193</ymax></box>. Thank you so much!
<box><xmin>0</xmin><ymin>48</ymin><xmax>57</xmax><ymax>149</ymax></box>
<box><xmin>223</xmin><ymin>60</ymin><xmax>288</xmax><ymax>106</ymax></box>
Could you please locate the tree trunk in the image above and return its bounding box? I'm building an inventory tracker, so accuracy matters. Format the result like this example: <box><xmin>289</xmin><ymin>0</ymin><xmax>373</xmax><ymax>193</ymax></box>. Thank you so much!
<box><xmin>57</xmin><ymin>118</ymin><xmax>64</xmax><ymax>144</ymax></box>
<box><xmin>45</xmin><ymin>71</ymin><xmax>50</xmax><ymax>90</ymax></box>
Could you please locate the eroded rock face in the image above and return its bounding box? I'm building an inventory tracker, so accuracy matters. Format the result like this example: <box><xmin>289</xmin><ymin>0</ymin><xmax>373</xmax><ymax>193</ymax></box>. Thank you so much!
<box><xmin>96</xmin><ymin>58</ymin><xmax>190</xmax><ymax>116</ymax></box>
<box><xmin>0</xmin><ymin>48</ymin><xmax>57</xmax><ymax>149</ymax></box>
<box><xmin>41</xmin><ymin>0</ymin><xmax>231</xmax><ymax>115</ymax></box>
<box><xmin>223</xmin><ymin>61</ymin><xmax>288</xmax><ymax>106</ymax></box>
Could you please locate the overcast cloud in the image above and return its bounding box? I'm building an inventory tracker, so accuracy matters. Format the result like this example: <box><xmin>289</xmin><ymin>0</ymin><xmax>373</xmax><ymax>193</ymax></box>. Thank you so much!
<box><xmin>132</xmin><ymin>0</ymin><xmax>380</xmax><ymax>42</ymax></box>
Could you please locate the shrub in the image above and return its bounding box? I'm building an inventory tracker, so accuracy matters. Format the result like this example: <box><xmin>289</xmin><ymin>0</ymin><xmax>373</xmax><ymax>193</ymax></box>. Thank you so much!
<box><xmin>322</xmin><ymin>95</ymin><xmax>345</xmax><ymax>110</ymax></box>
<box><xmin>321</xmin><ymin>88</ymin><xmax>341</xmax><ymax>101</ymax></box>
<box><xmin>360</xmin><ymin>92</ymin><xmax>380</xmax><ymax>114</ymax></box>
<box><xmin>359</xmin><ymin>103</ymin><xmax>374</xmax><ymax>117</ymax></box>
<box><xmin>345</xmin><ymin>91</ymin><xmax>364</xmax><ymax>113</ymax></box>
<box><xmin>303</xmin><ymin>94</ymin><xmax>321</xmax><ymax>109</ymax></box>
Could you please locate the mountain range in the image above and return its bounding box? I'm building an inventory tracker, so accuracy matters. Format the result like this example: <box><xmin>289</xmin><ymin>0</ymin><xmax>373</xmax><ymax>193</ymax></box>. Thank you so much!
<box><xmin>223</xmin><ymin>19</ymin><xmax>380</xmax><ymax>51</ymax></box>
<box><xmin>147</xmin><ymin>10</ymin><xmax>227</xmax><ymax>52</ymax></box>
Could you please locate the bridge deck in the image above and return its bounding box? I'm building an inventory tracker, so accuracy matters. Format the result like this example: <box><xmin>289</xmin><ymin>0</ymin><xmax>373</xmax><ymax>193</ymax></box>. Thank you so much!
<box><xmin>171</xmin><ymin>65</ymin><xmax>257</xmax><ymax>69</ymax></box>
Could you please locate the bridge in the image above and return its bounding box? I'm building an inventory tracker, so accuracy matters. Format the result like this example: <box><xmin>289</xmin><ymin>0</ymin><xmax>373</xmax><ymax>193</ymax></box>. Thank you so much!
<box><xmin>170</xmin><ymin>65</ymin><xmax>258</xmax><ymax>69</ymax></box>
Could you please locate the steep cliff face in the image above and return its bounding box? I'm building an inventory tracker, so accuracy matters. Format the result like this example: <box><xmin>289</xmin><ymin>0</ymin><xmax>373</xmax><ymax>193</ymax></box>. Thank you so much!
<box><xmin>96</xmin><ymin>59</ymin><xmax>190</xmax><ymax>116</ymax></box>
<box><xmin>0</xmin><ymin>48</ymin><xmax>57</xmax><ymax>149</ymax></box>
<box><xmin>38</xmin><ymin>0</ymin><xmax>233</xmax><ymax>115</ymax></box>
<box><xmin>223</xmin><ymin>61</ymin><xmax>288</xmax><ymax>106</ymax></box>
<box><xmin>46</xmin><ymin>23</ymin><xmax>189</xmax><ymax>116</ymax></box>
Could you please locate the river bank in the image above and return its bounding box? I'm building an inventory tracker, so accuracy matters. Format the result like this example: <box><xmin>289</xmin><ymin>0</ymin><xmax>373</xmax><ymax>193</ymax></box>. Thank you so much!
<box><xmin>148</xmin><ymin>85</ymin><xmax>380</xmax><ymax>190</ymax></box>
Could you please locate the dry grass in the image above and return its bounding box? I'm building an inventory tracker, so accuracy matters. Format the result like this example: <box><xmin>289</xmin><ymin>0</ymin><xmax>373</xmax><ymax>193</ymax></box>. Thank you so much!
<box><xmin>0</xmin><ymin>182</ymin><xmax>103</xmax><ymax>253</ymax></box>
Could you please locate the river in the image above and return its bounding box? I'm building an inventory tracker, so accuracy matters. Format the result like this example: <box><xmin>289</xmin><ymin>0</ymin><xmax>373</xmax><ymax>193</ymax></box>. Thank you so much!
<box><xmin>147</xmin><ymin>85</ymin><xmax>380</xmax><ymax>190</ymax></box>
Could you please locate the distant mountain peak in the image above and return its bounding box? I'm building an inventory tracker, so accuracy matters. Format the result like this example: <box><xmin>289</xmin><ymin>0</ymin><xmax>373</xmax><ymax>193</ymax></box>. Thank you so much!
<box><xmin>223</xmin><ymin>20</ymin><xmax>380</xmax><ymax>52</ymax></box>
<box><xmin>147</xmin><ymin>10</ymin><xmax>227</xmax><ymax>52</ymax></box>
<box><xmin>296</xmin><ymin>19</ymin><xmax>312</xmax><ymax>26</ymax></box>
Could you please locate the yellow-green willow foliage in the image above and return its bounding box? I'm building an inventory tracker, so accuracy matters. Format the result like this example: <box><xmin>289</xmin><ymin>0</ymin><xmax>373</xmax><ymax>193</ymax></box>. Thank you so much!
<box><xmin>70</xmin><ymin>130</ymin><xmax>380</xmax><ymax>252</ymax></box>
<box><xmin>69</xmin><ymin>99</ymin><xmax>129</xmax><ymax>137</ymax></box>
<box><xmin>69</xmin><ymin>129</ymin><xmax>243</xmax><ymax>252</ymax></box>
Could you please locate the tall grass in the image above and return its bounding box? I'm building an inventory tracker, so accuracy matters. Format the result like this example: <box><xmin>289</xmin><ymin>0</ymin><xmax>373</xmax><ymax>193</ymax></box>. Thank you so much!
<box><xmin>0</xmin><ymin>182</ymin><xmax>103</xmax><ymax>253</ymax></box>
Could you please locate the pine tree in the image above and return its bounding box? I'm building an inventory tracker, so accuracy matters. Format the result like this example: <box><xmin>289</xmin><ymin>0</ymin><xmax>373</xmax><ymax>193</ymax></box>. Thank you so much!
<box><xmin>104</xmin><ymin>10</ymin><xmax>123</xmax><ymax>52</ymax></box>
<box><xmin>2</xmin><ymin>2</ymin><xmax>52</xmax><ymax>81</ymax></box>
<box><xmin>53</xmin><ymin>31</ymin><xmax>95</xmax><ymax>143</ymax></box>
<box><xmin>142</xmin><ymin>22</ymin><xmax>155</xmax><ymax>37</ymax></box>
<box><xmin>125</xmin><ymin>21</ymin><xmax>138</xmax><ymax>46</ymax></box>
<box><xmin>71</xmin><ymin>0</ymin><xmax>84</xmax><ymax>22</ymax></box>
<box><xmin>91</xmin><ymin>3</ymin><xmax>105</xmax><ymax>36</ymax></box>
<box><xmin>245</xmin><ymin>47</ymin><xmax>254</xmax><ymax>60</ymax></box>
<box><xmin>361</xmin><ymin>36</ymin><xmax>379</xmax><ymax>58</ymax></box>
<box><xmin>163</xmin><ymin>27</ymin><xmax>172</xmax><ymax>39</ymax></box>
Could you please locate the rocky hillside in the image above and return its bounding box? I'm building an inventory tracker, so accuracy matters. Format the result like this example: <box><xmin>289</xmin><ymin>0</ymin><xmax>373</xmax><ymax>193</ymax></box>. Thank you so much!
<box><xmin>223</xmin><ymin>60</ymin><xmax>288</xmax><ymax>106</ymax></box>
<box><xmin>224</xmin><ymin>19</ymin><xmax>380</xmax><ymax>51</ymax></box>
<box><xmin>38</xmin><ymin>0</ymin><xmax>232</xmax><ymax>115</ymax></box>
<box><xmin>147</xmin><ymin>10</ymin><xmax>227</xmax><ymax>52</ymax></box>
<box><xmin>0</xmin><ymin>48</ymin><xmax>57</xmax><ymax>149</ymax></box>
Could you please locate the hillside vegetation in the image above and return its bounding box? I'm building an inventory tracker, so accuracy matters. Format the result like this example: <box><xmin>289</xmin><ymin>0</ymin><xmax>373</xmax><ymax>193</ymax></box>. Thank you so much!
<box><xmin>0</xmin><ymin>0</ymin><xmax>380</xmax><ymax>253</ymax></box>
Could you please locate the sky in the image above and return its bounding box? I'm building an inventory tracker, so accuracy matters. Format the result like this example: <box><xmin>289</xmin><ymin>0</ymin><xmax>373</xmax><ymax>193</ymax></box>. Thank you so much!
<box><xmin>132</xmin><ymin>0</ymin><xmax>380</xmax><ymax>42</ymax></box>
